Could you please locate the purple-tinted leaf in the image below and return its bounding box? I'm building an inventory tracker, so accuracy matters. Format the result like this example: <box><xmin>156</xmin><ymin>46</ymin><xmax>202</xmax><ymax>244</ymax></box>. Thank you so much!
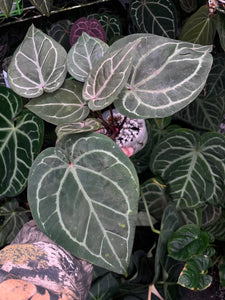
<box><xmin>70</xmin><ymin>17</ymin><xmax>107</xmax><ymax>46</ymax></box>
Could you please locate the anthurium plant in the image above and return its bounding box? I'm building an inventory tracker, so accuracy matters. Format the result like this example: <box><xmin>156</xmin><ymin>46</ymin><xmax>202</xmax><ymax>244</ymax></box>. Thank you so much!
<box><xmin>0</xmin><ymin>4</ymin><xmax>225</xmax><ymax>296</ymax></box>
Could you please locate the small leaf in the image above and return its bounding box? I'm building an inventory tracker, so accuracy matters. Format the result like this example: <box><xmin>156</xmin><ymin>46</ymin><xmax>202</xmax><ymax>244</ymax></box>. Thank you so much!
<box><xmin>113</xmin><ymin>34</ymin><xmax>213</xmax><ymax>119</ymax></box>
<box><xmin>150</xmin><ymin>129</ymin><xmax>225</xmax><ymax>209</ymax></box>
<box><xmin>28</xmin><ymin>133</ymin><xmax>139</xmax><ymax>274</ymax></box>
<box><xmin>70</xmin><ymin>17</ymin><xmax>107</xmax><ymax>46</ymax></box>
<box><xmin>83</xmin><ymin>39</ymin><xmax>140</xmax><ymax>111</ymax></box>
<box><xmin>56</xmin><ymin>118</ymin><xmax>102</xmax><ymax>140</ymax></box>
<box><xmin>26</xmin><ymin>79</ymin><xmax>89</xmax><ymax>125</ymax></box>
<box><xmin>28</xmin><ymin>0</ymin><xmax>53</xmax><ymax>16</ymax></box>
<box><xmin>48</xmin><ymin>19</ymin><xmax>73</xmax><ymax>52</ymax></box>
<box><xmin>0</xmin><ymin>87</ymin><xmax>44</xmax><ymax>197</ymax></box>
<box><xmin>139</xmin><ymin>178</ymin><xmax>169</xmax><ymax>221</ymax></box>
<box><xmin>178</xmin><ymin>255</ymin><xmax>212</xmax><ymax>290</ymax></box>
<box><xmin>92</xmin><ymin>13</ymin><xmax>122</xmax><ymax>41</ymax></box>
<box><xmin>179</xmin><ymin>0</ymin><xmax>197</xmax><ymax>13</ymax></box>
<box><xmin>217</xmin><ymin>14</ymin><xmax>225</xmax><ymax>51</ymax></box>
<box><xmin>179</xmin><ymin>5</ymin><xmax>218</xmax><ymax>45</ymax></box>
<box><xmin>168</xmin><ymin>224</ymin><xmax>211</xmax><ymax>261</ymax></box>
<box><xmin>0</xmin><ymin>199</ymin><xmax>30</xmax><ymax>248</ymax></box>
<box><xmin>130</xmin><ymin>0</ymin><xmax>177</xmax><ymax>39</ymax></box>
<box><xmin>67</xmin><ymin>32</ymin><xmax>109</xmax><ymax>82</ymax></box>
<box><xmin>0</xmin><ymin>0</ymin><xmax>13</xmax><ymax>17</ymax></box>
<box><xmin>8</xmin><ymin>24</ymin><xmax>67</xmax><ymax>98</ymax></box>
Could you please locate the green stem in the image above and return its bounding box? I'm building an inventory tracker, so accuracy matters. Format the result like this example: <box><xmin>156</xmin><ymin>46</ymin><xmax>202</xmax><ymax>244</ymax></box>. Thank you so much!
<box><xmin>140</xmin><ymin>187</ymin><xmax>160</xmax><ymax>235</ymax></box>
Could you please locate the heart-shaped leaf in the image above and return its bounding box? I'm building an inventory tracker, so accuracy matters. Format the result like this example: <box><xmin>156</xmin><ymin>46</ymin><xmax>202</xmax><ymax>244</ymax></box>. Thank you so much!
<box><xmin>26</xmin><ymin>79</ymin><xmax>89</xmax><ymax>125</ymax></box>
<box><xmin>178</xmin><ymin>255</ymin><xmax>212</xmax><ymax>290</ymax></box>
<box><xmin>0</xmin><ymin>0</ymin><xmax>13</xmax><ymax>17</ymax></box>
<box><xmin>130</xmin><ymin>0</ymin><xmax>177</xmax><ymax>39</ymax></box>
<box><xmin>0</xmin><ymin>86</ymin><xmax>44</xmax><ymax>197</ymax></box>
<box><xmin>179</xmin><ymin>0</ymin><xmax>198</xmax><ymax>13</ymax></box>
<box><xmin>28</xmin><ymin>0</ymin><xmax>53</xmax><ymax>16</ymax></box>
<box><xmin>91</xmin><ymin>13</ymin><xmax>122</xmax><ymax>41</ymax></box>
<box><xmin>0</xmin><ymin>199</ymin><xmax>30</xmax><ymax>248</ymax></box>
<box><xmin>83</xmin><ymin>39</ymin><xmax>140</xmax><ymax>111</ymax></box>
<box><xmin>48</xmin><ymin>19</ymin><xmax>73</xmax><ymax>52</ymax></box>
<box><xmin>179</xmin><ymin>5</ymin><xmax>218</xmax><ymax>45</ymax></box>
<box><xmin>8</xmin><ymin>24</ymin><xmax>67</xmax><ymax>98</ymax></box>
<box><xmin>56</xmin><ymin>118</ymin><xmax>102</xmax><ymax>140</ymax></box>
<box><xmin>139</xmin><ymin>178</ymin><xmax>168</xmax><ymax>221</ymax></box>
<box><xmin>174</xmin><ymin>95</ymin><xmax>225</xmax><ymax>131</ymax></box>
<box><xmin>113</xmin><ymin>34</ymin><xmax>213</xmax><ymax>119</ymax></box>
<box><xmin>70</xmin><ymin>17</ymin><xmax>107</xmax><ymax>46</ymax></box>
<box><xmin>150</xmin><ymin>129</ymin><xmax>225</xmax><ymax>209</ymax></box>
<box><xmin>28</xmin><ymin>132</ymin><xmax>139</xmax><ymax>274</ymax></box>
<box><xmin>67</xmin><ymin>32</ymin><xmax>109</xmax><ymax>82</ymax></box>
<box><xmin>168</xmin><ymin>224</ymin><xmax>211</xmax><ymax>260</ymax></box>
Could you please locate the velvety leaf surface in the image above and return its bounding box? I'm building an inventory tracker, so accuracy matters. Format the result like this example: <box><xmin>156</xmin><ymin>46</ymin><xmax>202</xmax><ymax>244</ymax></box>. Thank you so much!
<box><xmin>113</xmin><ymin>34</ymin><xmax>213</xmax><ymax>118</ymax></box>
<box><xmin>0</xmin><ymin>199</ymin><xmax>30</xmax><ymax>248</ymax></box>
<box><xmin>0</xmin><ymin>0</ymin><xmax>13</xmax><ymax>17</ymax></box>
<box><xmin>168</xmin><ymin>224</ymin><xmax>211</xmax><ymax>260</ymax></box>
<box><xmin>28</xmin><ymin>0</ymin><xmax>53</xmax><ymax>16</ymax></box>
<box><xmin>139</xmin><ymin>178</ymin><xmax>168</xmax><ymax>221</ymax></box>
<box><xmin>67</xmin><ymin>32</ymin><xmax>109</xmax><ymax>82</ymax></box>
<box><xmin>174</xmin><ymin>95</ymin><xmax>225</xmax><ymax>131</ymax></box>
<box><xmin>70</xmin><ymin>17</ymin><xmax>107</xmax><ymax>46</ymax></box>
<box><xmin>150</xmin><ymin>129</ymin><xmax>225</xmax><ymax>208</ymax></box>
<box><xmin>179</xmin><ymin>0</ymin><xmax>197</xmax><ymax>13</ymax></box>
<box><xmin>154</xmin><ymin>202</ymin><xmax>180</xmax><ymax>282</ymax></box>
<box><xmin>130</xmin><ymin>0</ymin><xmax>177</xmax><ymax>38</ymax></box>
<box><xmin>0</xmin><ymin>87</ymin><xmax>44</xmax><ymax>197</ymax></box>
<box><xmin>48</xmin><ymin>19</ymin><xmax>73</xmax><ymax>52</ymax></box>
<box><xmin>28</xmin><ymin>133</ymin><xmax>139</xmax><ymax>274</ymax></box>
<box><xmin>56</xmin><ymin>118</ymin><xmax>101</xmax><ymax>140</ymax></box>
<box><xmin>8</xmin><ymin>24</ymin><xmax>67</xmax><ymax>98</ymax></box>
<box><xmin>179</xmin><ymin>5</ymin><xmax>218</xmax><ymax>45</ymax></box>
<box><xmin>83</xmin><ymin>40</ymin><xmax>139</xmax><ymax>110</ymax></box>
<box><xmin>178</xmin><ymin>255</ymin><xmax>212</xmax><ymax>290</ymax></box>
<box><xmin>217</xmin><ymin>14</ymin><xmax>225</xmax><ymax>51</ymax></box>
<box><xmin>26</xmin><ymin>79</ymin><xmax>89</xmax><ymax>125</ymax></box>
<box><xmin>204</xmin><ymin>209</ymin><xmax>225</xmax><ymax>241</ymax></box>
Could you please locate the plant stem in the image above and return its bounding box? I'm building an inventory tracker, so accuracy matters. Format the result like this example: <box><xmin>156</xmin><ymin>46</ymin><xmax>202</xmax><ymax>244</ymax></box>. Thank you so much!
<box><xmin>140</xmin><ymin>187</ymin><xmax>160</xmax><ymax>235</ymax></box>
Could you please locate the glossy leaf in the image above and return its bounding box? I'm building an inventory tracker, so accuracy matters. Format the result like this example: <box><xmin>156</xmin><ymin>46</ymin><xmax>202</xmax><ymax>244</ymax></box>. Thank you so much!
<box><xmin>28</xmin><ymin>0</ymin><xmax>53</xmax><ymax>16</ymax></box>
<box><xmin>179</xmin><ymin>5</ymin><xmax>218</xmax><ymax>45</ymax></box>
<box><xmin>179</xmin><ymin>0</ymin><xmax>197</xmax><ymax>13</ymax></box>
<box><xmin>26</xmin><ymin>80</ymin><xmax>89</xmax><ymax>126</ymax></box>
<box><xmin>28</xmin><ymin>133</ymin><xmax>139</xmax><ymax>274</ymax></box>
<box><xmin>8</xmin><ymin>24</ymin><xmax>67</xmax><ymax>98</ymax></box>
<box><xmin>113</xmin><ymin>34</ymin><xmax>213</xmax><ymax>119</ymax></box>
<box><xmin>150</xmin><ymin>129</ymin><xmax>225</xmax><ymax>209</ymax></box>
<box><xmin>56</xmin><ymin>118</ymin><xmax>102</xmax><ymax>140</ymax></box>
<box><xmin>0</xmin><ymin>199</ymin><xmax>30</xmax><ymax>248</ymax></box>
<box><xmin>174</xmin><ymin>95</ymin><xmax>225</xmax><ymax>131</ymax></box>
<box><xmin>0</xmin><ymin>0</ymin><xmax>13</xmax><ymax>17</ymax></box>
<box><xmin>168</xmin><ymin>224</ymin><xmax>211</xmax><ymax>261</ymax></box>
<box><xmin>0</xmin><ymin>87</ymin><xmax>44</xmax><ymax>197</ymax></box>
<box><xmin>139</xmin><ymin>178</ymin><xmax>168</xmax><ymax>221</ymax></box>
<box><xmin>217</xmin><ymin>14</ymin><xmax>225</xmax><ymax>51</ymax></box>
<box><xmin>67</xmin><ymin>32</ymin><xmax>109</xmax><ymax>82</ymax></box>
<box><xmin>83</xmin><ymin>40</ymin><xmax>139</xmax><ymax>111</ymax></box>
<box><xmin>178</xmin><ymin>255</ymin><xmax>212</xmax><ymax>290</ymax></box>
<box><xmin>130</xmin><ymin>0</ymin><xmax>177</xmax><ymax>39</ymax></box>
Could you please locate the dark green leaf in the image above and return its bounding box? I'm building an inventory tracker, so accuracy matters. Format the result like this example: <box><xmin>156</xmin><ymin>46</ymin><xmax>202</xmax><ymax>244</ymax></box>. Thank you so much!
<box><xmin>168</xmin><ymin>224</ymin><xmax>211</xmax><ymax>261</ymax></box>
